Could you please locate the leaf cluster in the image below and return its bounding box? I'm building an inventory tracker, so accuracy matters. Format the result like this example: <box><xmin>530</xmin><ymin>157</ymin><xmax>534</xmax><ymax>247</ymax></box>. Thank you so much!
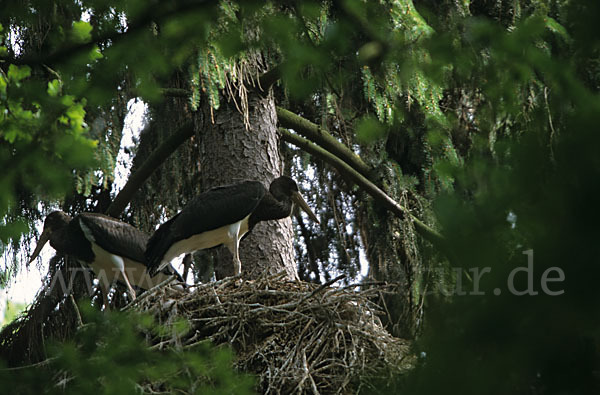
<box><xmin>0</xmin><ymin>304</ymin><xmax>255</xmax><ymax>394</ymax></box>
<box><xmin>0</xmin><ymin>25</ymin><xmax>96</xmax><ymax>247</ymax></box>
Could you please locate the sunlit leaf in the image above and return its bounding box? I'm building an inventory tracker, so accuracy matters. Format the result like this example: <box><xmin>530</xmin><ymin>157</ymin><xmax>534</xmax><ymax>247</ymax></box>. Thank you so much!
<box><xmin>72</xmin><ymin>21</ymin><xmax>93</xmax><ymax>43</ymax></box>
<box><xmin>7</xmin><ymin>64</ymin><xmax>30</xmax><ymax>82</ymax></box>
<box><xmin>47</xmin><ymin>79</ymin><xmax>61</xmax><ymax>97</ymax></box>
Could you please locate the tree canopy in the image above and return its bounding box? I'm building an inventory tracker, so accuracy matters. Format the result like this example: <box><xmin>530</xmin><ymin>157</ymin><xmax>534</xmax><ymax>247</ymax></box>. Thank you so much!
<box><xmin>1</xmin><ymin>0</ymin><xmax>600</xmax><ymax>393</ymax></box>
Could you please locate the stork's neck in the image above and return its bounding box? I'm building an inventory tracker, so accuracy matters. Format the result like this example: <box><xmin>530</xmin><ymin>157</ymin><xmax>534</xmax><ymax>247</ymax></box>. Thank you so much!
<box><xmin>50</xmin><ymin>219</ymin><xmax>90</xmax><ymax>257</ymax></box>
<box><xmin>49</xmin><ymin>224</ymin><xmax>72</xmax><ymax>253</ymax></box>
<box><xmin>249</xmin><ymin>193</ymin><xmax>293</xmax><ymax>226</ymax></box>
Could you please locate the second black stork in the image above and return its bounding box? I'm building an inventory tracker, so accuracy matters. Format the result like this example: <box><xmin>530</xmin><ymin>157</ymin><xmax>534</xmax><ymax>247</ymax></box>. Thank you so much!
<box><xmin>146</xmin><ymin>176</ymin><xmax>320</xmax><ymax>276</ymax></box>
<box><xmin>29</xmin><ymin>211</ymin><xmax>181</xmax><ymax>308</ymax></box>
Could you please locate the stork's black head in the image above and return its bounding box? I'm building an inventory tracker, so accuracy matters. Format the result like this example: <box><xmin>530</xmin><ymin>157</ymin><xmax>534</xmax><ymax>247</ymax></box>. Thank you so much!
<box><xmin>29</xmin><ymin>211</ymin><xmax>72</xmax><ymax>263</ymax></box>
<box><xmin>43</xmin><ymin>211</ymin><xmax>72</xmax><ymax>232</ymax></box>
<box><xmin>269</xmin><ymin>176</ymin><xmax>299</xmax><ymax>200</ymax></box>
<box><xmin>269</xmin><ymin>176</ymin><xmax>320</xmax><ymax>223</ymax></box>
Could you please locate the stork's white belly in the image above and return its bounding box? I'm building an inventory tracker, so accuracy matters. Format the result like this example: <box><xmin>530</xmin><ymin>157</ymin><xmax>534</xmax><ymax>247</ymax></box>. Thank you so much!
<box><xmin>88</xmin><ymin>242</ymin><xmax>128</xmax><ymax>288</ymax></box>
<box><xmin>87</xmin><ymin>243</ymin><xmax>170</xmax><ymax>291</ymax></box>
<box><xmin>162</xmin><ymin>215</ymin><xmax>250</xmax><ymax>264</ymax></box>
<box><xmin>78</xmin><ymin>219</ymin><xmax>171</xmax><ymax>296</ymax></box>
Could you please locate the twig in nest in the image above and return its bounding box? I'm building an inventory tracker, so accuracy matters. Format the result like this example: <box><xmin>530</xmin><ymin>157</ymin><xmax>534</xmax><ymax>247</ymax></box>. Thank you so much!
<box><xmin>298</xmin><ymin>274</ymin><xmax>346</xmax><ymax>305</ymax></box>
<box><xmin>121</xmin><ymin>276</ymin><xmax>177</xmax><ymax>311</ymax></box>
<box><xmin>69</xmin><ymin>294</ymin><xmax>83</xmax><ymax>328</ymax></box>
<box><xmin>0</xmin><ymin>357</ymin><xmax>57</xmax><ymax>371</ymax></box>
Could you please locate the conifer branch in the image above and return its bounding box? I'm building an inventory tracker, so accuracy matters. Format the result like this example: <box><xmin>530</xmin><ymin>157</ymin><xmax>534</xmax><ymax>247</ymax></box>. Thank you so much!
<box><xmin>258</xmin><ymin>64</ymin><xmax>282</xmax><ymax>92</ymax></box>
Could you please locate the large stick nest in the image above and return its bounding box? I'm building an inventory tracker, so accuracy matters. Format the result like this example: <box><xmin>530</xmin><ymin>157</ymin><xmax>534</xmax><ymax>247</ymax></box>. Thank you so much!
<box><xmin>130</xmin><ymin>273</ymin><xmax>413</xmax><ymax>394</ymax></box>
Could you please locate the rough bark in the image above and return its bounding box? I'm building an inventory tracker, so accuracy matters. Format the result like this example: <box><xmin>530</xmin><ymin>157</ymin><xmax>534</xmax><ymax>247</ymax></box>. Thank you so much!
<box><xmin>196</xmin><ymin>91</ymin><xmax>297</xmax><ymax>281</ymax></box>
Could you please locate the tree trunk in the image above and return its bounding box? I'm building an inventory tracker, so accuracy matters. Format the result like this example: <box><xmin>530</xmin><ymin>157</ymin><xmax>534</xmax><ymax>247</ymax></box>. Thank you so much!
<box><xmin>195</xmin><ymin>91</ymin><xmax>297</xmax><ymax>281</ymax></box>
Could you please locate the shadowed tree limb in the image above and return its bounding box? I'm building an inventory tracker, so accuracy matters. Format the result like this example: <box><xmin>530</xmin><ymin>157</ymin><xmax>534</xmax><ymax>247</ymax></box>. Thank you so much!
<box><xmin>276</xmin><ymin>107</ymin><xmax>372</xmax><ymax>179</ymax></box>
<box><xmin>258</xmin><ymin>64</ymin><xmax>282</xmax><ymax>92</ymax></box>
<box><xmin>105</xmin><ymin>121</ymin><xmax>195</xmax><ymax>218</ymax></box>
<box><xmin>279</xmin><ymin>127</ymin><xmax>447</xmax><ymax>250</ymax></box>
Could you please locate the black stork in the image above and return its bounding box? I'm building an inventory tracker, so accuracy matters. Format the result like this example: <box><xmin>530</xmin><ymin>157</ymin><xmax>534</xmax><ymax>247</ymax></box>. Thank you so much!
<box><xmin>146</xmin><ymin>176</ymin><xmax>320</xmax><ymax>277</ymax></box>
<box><xmin>29</xmin><ymin>211</ymin><xmax>181</xmax><ymax>308</ymax></box>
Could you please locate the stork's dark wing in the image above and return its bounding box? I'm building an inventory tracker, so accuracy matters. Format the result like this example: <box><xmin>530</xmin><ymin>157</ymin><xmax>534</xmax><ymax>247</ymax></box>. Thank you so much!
<box><xmin>171</xmin><ymin>181</ymin><xmax>266</xmax><ymax>239</ymax></box>
<box><xmin>76</xmin><ymin>213</ymin><xmax>148</xmax><ymax>263</ymax></box>
<box><xmin>145</xmin><ymin>181</ymin><xmax>266</xmax><ymax>272</ymax></box>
